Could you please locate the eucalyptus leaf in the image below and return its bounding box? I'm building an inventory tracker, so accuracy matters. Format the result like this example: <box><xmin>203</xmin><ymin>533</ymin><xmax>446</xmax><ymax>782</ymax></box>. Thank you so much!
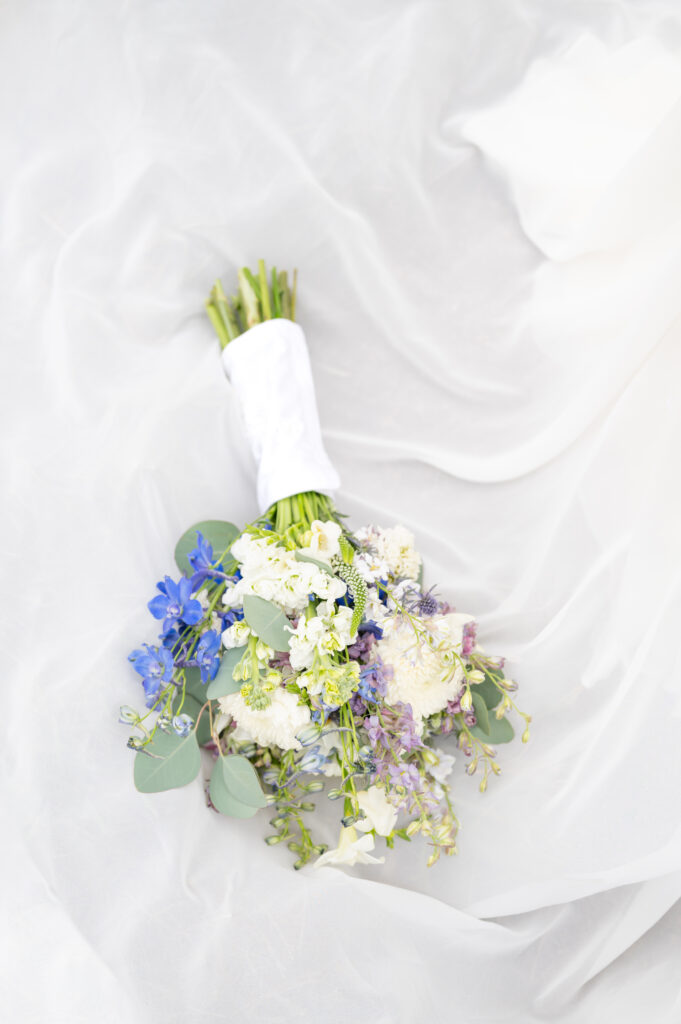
<box><xmin>476</xmin><ymin>672</ymin><xmax>503</xmax><ymax>711</ymax></box>
<box><xmin>209</xmin><ymin>756</ymin><xmax>264</xmax><ymax>818</ymax></box>
<box><xmin>221</xmin><ymin>754</ymin><xmax>268</xmax><ymax>807</ymax></box>
<box><xmin>207</xmin><ymin>645</ymin><xmax>247</xmax><ymax>699</ymax></box>
<box><xmin>242</xmin><ymin>595</ymin><xmax>292</xmax><ymax>652</ymax></box>
<box><xmin>471</xmin><ymin>691</ymin><xmax>490</xmax><ymax>736</ymax></box>
<box><xmin>470</xmin><ymin>715</ymin><xmax>515</xmax><ymax>744</ymax></box>
<box><xmin>174</xmin><ymin>520</ymin><xmax>240</xmax><ymax>575</ymax></box>
<box><xmin>294</xmin><ymin>550</ymin><xmax>335</xmax><ymax>577</ymax></box>
<box><xmin>134</xmin><ymin>730</ymin><xmax>201</xmax><ymax>793</ymax></box>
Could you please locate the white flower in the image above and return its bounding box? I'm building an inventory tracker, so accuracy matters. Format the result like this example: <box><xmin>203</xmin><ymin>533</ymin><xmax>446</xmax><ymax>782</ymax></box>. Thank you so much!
<box><xmin>298</xmin><ymin>520</ymin><xmax>342</xmax><ymax>565</ymax></box>
<box><xmin>218</xmin><ymin>687</ymin><xmax>311</xmax><ymax>751</ymax></box>
<box><xmin>317</xmin><ymin>729</ymin><xmax>342</xmax><ymax>777</ymax></box>
<box><xmin>224</xmin><ymin>533</ymin><xmax>346</xmax><ymax>616</ymax></box>
<box><xmin>376</xmin><ymin>615</ymin><xmax>468</xmax><ymax>725</ymax></box>
<box><xmin>375</xmin><ymin>525</ymin><xmax>421</xmax><ymax>580</ymax></box>
<box><xmin>314</xmin><ymin>827</ymin><xmax>385</xmax><ymax>869</ymax></box>
<box><xmin>427</xmin><ymin>748</ymin><xmax>456</xmax><ymax>785</ymax></box>
<box><xmin>288</xmin><ymin>601</ymin><xmax>356</xmax><ymax>671</ymax></box>
<box><xmin>356</xmin><ymin>786</ymin><xmax>399</xmax><ymax>837</ymax></box>
<box><xmin>222</xmin><ymin>620</ymin><xmax>251</xmax><ymax>649</ymax></box>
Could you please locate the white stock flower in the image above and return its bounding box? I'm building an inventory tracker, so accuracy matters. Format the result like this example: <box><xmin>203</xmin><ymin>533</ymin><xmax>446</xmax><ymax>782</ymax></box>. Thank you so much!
<box><xmin>288</xmin><ymin>601</ymin><xmax>356</xmax><ymax>671</ymax></box>
<box><xmin>224</xmin><ymin>534</ymin><xmax>346</xmax><ymax>616</ymax></box>
<box><xmin>222</xmin><ymin>620</ymin><xmax>251</xmax><ymax>649</ymax></box>
<box><xmin>218</xmin><ymin>687</ymin><xmax>311</xmax><ymax>751</ymax></box>
<box><xmin>356</xmin><ymin>786</ymin><xmax>399</xmax><ymax>837</ymax></box>
<box><xmin>314</xmin><ymin>827</ymin><xmax>385</xmax><ymax>869</ymax></box>
<box><xmin>298</xmin><ymin>520</ymin><xmax>342</xmax><ymax>564</ymax></box>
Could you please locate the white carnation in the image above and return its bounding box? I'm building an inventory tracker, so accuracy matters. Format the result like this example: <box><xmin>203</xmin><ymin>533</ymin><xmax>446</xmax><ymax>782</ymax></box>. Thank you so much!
<box><xmin>218</xmin><ymin>687</ymin><xmax>311</xmax><ymax>751</ymax></box>
<box><xmin>376</xmin><ymin>613</ymin><xmax>472</xmax><ymax>724</ymax></box>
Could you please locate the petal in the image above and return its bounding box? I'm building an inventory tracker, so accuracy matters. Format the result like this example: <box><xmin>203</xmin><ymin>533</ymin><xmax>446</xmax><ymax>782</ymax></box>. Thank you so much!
<box><xmin>147</xmin><ymin>595</ymin><xmax>168</xmax><ymax>619</ymax></box>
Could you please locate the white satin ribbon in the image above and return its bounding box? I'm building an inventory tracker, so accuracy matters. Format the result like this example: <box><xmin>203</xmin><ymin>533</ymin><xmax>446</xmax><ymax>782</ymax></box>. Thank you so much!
<box><xmin>221</xmin><ymin>318</ymin><xmax>340</xmax><ymax>513</ymax></box>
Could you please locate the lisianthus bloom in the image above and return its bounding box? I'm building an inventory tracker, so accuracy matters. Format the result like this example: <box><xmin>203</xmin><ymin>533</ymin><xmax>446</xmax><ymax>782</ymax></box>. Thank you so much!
<box><xmin>314</xmin><ymin>827</ymin><xmax>384</xmax><ymax>869</ymax></box>
<box><xmin>298</xmin><ymin>519</ymin><xmax>342</xmax><ymax>564</ymax></box>
<box><xmin>148</xmin><ymin>576</ymin><xmax>203</xmax><ymax>633</ymax></box>
<box><xmin>356</xmin><ymin>785</ymin><xmax>398</xmax><ymax>837</ymax></box>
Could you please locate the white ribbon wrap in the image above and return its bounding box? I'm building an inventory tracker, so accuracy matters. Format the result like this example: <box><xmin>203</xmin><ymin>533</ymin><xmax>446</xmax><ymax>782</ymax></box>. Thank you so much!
<box><xmin>221</xmin><ymin>319</ymin><xmax>340</xmax><ymax>513</ymax></box>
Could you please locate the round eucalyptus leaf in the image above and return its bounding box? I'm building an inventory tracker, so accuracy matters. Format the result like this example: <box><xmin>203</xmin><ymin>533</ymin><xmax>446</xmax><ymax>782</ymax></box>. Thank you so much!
<box><xmin>471</xmin><ymin>690</ymin><xmax>490</xmax><ymax>736</ymax></box>
<box><xmin>476</xmin><ymin>672</ymin><xmax>503</xmax><ymax>711</ymax></box>
<box><xmin>242</xmin><ymin>595</ymin><xmax>292</xmax><ymax>652</ymax></box>
<box><xmin>207</xmin><ymin>645</ymin><xmax>247</xmax><ymax>699</ymax></box>
<box><xmin>174</xmin><ymin>520</ymin><xmax>240</xmax><ymax>575</ymax></box>
<box><xmin>222</xmin><ymin>754</ymin><xmax>268</xmax><ymax>808</ymax></box>
<box><xmin>209</xmin><ymin>757</ymin><xmax>262</xmax><ymax>818</ymax></box>
<box><xmin>470</xmin><ymin>715</ymin><xmax>515</xmax><ymax>745</ymax></box>
<box><xmin>134</xmin><ymin>729</ymin><xmax>201</xmax><ymax>793</ymax></box>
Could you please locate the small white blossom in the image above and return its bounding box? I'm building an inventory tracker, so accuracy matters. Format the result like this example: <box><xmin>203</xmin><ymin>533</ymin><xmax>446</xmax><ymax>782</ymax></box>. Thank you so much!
<box><xmin>288</xmin><ymin>601</ymin><xmax>356</xmax><ymax>671</ymax></box>
<box><xmin>314</xmin><ymin>827</ymin><xmax>384</xmax><ymax>869</ymax></box>
<box><xmin>356</xmin><ymin>786</ymin><xmax>399</xmax><ymax>837</ymax></box>
<box><xmin>222</xmin><ymin>620</ymin><xmax>251</xmax><ymax>649</ymax></box>
<box><xmin>427</xmin><ymin>748</ymin><xmax>456</xmax><ymax>785</ymax></box>
<box><xmin>298</xmin><ymin>520</ymin><xmax>342</xmax><ymax>565</ymax></box>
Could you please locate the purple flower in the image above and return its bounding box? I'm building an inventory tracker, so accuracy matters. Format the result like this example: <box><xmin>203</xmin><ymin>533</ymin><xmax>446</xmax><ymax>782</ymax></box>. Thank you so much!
<box><xmin>462</xmin><ymin>620</ymin><xmax>477</xmax><ymax>657</ymax></box>
<box><xmin>128</xmin><ymin>644</ymin><xmax>174</xmax><ymax>707</ymax></box>
<box><xmin>366</xmin><ymin>715</ymin><xmax>388</xmax><ymax>747</ymax></box>
<box><xmin>194</xmin><ymin>630</ymin><xmax>220</xmax><ymax>684</ymax></box>
<box><xmin>148</xmin><ymin>576</ymin><xmax>203</xmax><ymax>633</ymax></box>
<box><xmin>387</xmin><ymin>762</ymin><xmax>421</xmax><ymax>791</ymax></box>
<box><xmin>396</xmin><ymin>706</ymin><xmax>422</xmax><ymax>752</ymax></box>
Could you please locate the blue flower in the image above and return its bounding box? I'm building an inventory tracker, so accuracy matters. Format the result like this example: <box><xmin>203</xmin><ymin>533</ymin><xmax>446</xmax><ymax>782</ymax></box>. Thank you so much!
<box><xmin>219</xmin><ymin>607</ymin><xmax>244</xmax><ymax>629</ymax></box>
<box><xmin>128</xmin><ymin>644</ymin><xmax>174</xmax><ymax>707</ymax></box>
<box><xmin>187</xmin><ymin>532</ymin><xmax>228</xmax><ymax>587</ymax></box>
<box><xmin>194</xmin><ymin>630</ymin><xmax>220</xmax><ymax>684</ymax></box>
<box><xmin>359</xmin><ymin>621</ymin><xmax>383</xmax><ymax>639</ymax></box>
<box><xmin>172</xmin><ymin>714</ymin><xmax>194</xmax><ymax>737</ymax></box>
<box><xmin>148</xmin><ymin>576</ymin><xmax>203</xmax><ymax>632</ymax></box>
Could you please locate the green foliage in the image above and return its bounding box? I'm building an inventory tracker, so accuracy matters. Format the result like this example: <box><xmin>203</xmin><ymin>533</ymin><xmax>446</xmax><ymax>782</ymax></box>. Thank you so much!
<box><xmin>134</xmin><ymin>730</ymin><xmax>201</xmax><ymax>793</ymax></box>
<box><xmin>331</xmin><ymin>557</ymin><xmax>367</xmax><ymax>634</ymax></box>
<box><xmin>209</xmin><ymin>754</ymin><xmax>267</xmax><ymax>818</ymax></box>
<box><xmin>174</xmin><ymin>520</ymin><xmax>239</xmax><ymax>575</ymax></box>
<box><xmin>470</xmin><ymin>715</ymin><xmax>515</xmax><ymax>744</ymax></box>
<box><xmin>242</xmin><ymin>595</ymin><xmax>291</xmax><ymax>652</ymax></box>
<box><xmin>476</xmin><ymin>672</ymin><xmax>503</xmax><ymax>711</ymax></box>
<box><xmin>471</xmin><ymin>690</ymin><xmax>490</xmax><ymax>735</ymax></box>
<box><xmin>207</xmin><ymin>645</ymin><xmax>247</xmax><ymax>698</ymax></box>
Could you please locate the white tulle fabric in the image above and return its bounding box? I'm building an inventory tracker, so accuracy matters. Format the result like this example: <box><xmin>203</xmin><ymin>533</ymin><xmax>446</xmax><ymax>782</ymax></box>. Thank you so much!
<box><xmin>3</xmin><ymin>3</ymin><xmax>681</xmax><ymax>1022</ymax></box>
<box><xmin>221</xmin><ymin>319</ymin><xmax>340</xmax><ymax>511</ymax></box>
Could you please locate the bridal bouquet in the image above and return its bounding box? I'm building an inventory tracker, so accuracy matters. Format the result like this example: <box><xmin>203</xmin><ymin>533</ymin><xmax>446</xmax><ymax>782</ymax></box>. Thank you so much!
<box><xmin>123</xmin><ymin>262</ymin><xmax>530</xmax><ymax>869</ymax></box>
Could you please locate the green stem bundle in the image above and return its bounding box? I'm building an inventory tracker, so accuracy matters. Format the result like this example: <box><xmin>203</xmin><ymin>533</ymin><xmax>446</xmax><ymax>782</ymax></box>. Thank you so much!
<box><xmin>206</xmin><ymin>260</ymin><xmax>298</xmax><ymax>349</ymax></box>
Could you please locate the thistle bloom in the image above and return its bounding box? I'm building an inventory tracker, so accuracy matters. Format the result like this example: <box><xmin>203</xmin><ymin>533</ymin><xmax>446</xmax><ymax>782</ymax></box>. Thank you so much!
<box><xmin>148</xmin><ymin>576</ymin><xmax>203</xmax><ymax>632</ymax></box>
<box><xmin>128</xmin><ymin>644</ymin><xmax>174</xmax><ymax>706</ymax></box>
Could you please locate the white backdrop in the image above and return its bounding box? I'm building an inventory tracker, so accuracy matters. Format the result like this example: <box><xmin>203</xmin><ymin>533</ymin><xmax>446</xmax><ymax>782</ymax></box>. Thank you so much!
<box><xmin>3</xmin><ymin>1</ymin><xmax>681</xmax><ymax>1021</ymax></box>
